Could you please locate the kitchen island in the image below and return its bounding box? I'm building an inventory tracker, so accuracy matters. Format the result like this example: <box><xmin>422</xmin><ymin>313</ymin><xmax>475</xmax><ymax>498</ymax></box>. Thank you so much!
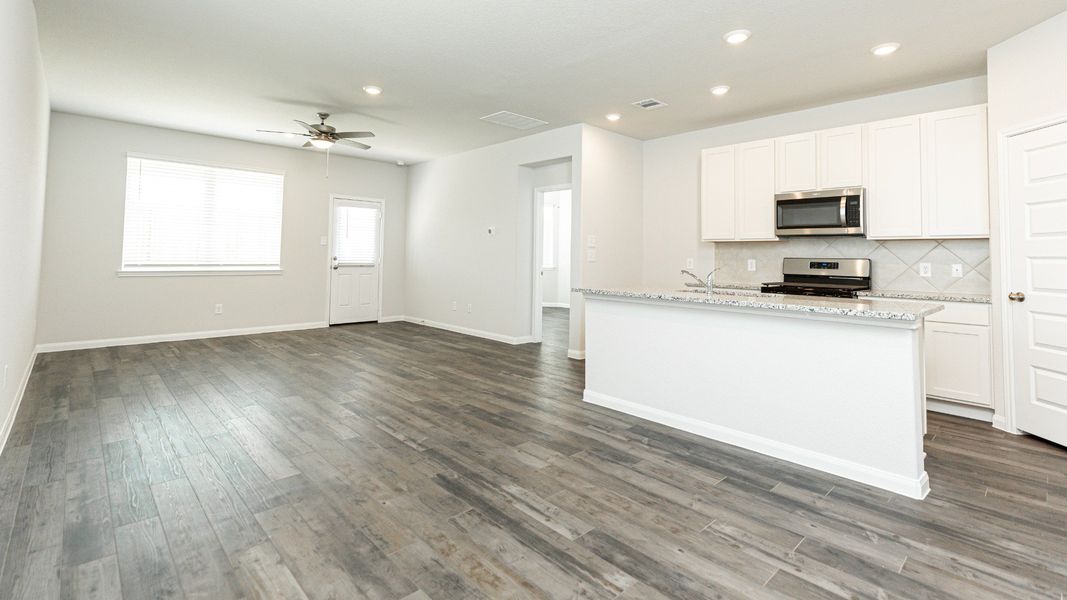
<box><xmin>576</xmin><ymin>286</ymin><xmax>943</xmax><ymax>498</ymax></box>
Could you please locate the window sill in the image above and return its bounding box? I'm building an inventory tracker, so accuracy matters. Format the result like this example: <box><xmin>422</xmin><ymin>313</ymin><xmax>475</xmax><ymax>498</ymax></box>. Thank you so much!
<box><xmin>117</xmin><ymin>267</ymin><xmax>283</xmax><ymax>277</ymax></box>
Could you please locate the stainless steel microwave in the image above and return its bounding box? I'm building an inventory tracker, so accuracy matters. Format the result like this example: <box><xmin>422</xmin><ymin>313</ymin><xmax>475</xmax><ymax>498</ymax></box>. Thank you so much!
<box><xmin>774</xmin><ymin>187</ymin><xmax>866</xmax><ymax>236</ymax></box>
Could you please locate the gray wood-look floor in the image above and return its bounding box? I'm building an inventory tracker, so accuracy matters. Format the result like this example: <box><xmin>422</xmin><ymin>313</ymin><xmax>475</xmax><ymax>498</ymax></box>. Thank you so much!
<box><xmin>1</xmin><ymin>311</ymin><xmax>1066</xmax><ymax>599</ymax></box>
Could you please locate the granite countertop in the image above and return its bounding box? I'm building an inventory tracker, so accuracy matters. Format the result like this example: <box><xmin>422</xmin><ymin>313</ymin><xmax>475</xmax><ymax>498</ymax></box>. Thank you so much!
<box><xmin>574</xmin><ymin>286</ymin><xmax>944</xmax><ymax>322</ymax></box>
<box><xmin>715</xmin><ymin>282</ymin><xmax>992</xmax><ymax>305</ymax></box>
<box><xmin>856</xmin><ymin>290</ymin><xmax>992</xmax><ymax>304</ymax></box>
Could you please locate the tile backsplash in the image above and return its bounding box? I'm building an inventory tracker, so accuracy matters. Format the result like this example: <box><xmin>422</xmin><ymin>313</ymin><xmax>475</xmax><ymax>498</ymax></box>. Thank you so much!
<box><xmin>715</xmin><ymin>237</ymin><xmax>991</xmax><ymax>295</ymax></box>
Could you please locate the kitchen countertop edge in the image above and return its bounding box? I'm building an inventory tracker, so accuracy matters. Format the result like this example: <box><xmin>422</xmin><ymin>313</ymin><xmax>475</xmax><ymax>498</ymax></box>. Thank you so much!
<box><xmin>575</xmin><ymin>287</ymin><xmax>944</xmax><ymax>322</ymax></box>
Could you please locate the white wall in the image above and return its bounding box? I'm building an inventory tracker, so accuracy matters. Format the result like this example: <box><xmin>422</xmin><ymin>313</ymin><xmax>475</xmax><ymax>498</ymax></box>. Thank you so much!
<box><xmin>0</xmin><ymin>0</ymin><xmax>49</xmax><ymax>444</ymax></box>
<box><xmin>641</xmin><ymin>76</ymin><xmax>988</xmax><ymax>288</ymax></box>
<box><xmin>37</xmin><ymin>113</ymin><xmax>407</xmax><ymax>346</ymax></box>
<box><xmin>405</xmin><ymin>125</ymin><xmax>581</xmax><ymax>341</ymax></box>
<box><xmin>986</xmin><ymin>8</ymin><xmax>1067</xmax><ymax>429</ymax></box>
<box><xmin>571</xmin><ymin>125</ymin><xmax>644</xmax><ymax>354</ymax></box>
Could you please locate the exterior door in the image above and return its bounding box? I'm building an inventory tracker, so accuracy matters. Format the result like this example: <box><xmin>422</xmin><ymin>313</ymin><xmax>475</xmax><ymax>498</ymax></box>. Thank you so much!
<box><xmin>330</xmin><ymin>198</ymin><xmax>381</xmax><ymax>325</ymax></box>
<box><xmin>1007</xmin><ymin>121</ymin><xmax>1067</xmax><ymax>445</ymax></box>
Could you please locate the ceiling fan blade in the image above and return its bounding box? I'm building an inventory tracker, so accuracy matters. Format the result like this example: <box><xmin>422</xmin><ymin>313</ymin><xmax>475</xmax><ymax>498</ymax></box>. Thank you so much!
<box><xmin>301</xmin><ymin>141</ymin><xmax>312</xmax><ymax>148</ymax></box>
<box><xmin>337</xmin><ymin>139</ymin><xmax>371</xmax><ymax>150</ymax></box>
<box><xmin>257</xmin><ymin>129</ymin><xmax>307</xmax><ymax>136</ymax></box>
<box><xmin>335</xmin><ymin>131</ymin><xmax>375</xmax><ymax>139</ymax></box>
<box><xmin>294</xmin><ymin>120</ymin><xmax>319</xmax><ymax>134</ymax></box>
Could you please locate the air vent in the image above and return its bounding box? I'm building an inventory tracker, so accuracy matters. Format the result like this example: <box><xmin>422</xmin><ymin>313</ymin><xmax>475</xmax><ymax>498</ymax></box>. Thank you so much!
<box><xmin>479</xmin><ymin>111</ymin><xmax>549</xmax><ymax>130</ymax></box>
<box><xmin>632</xmin><ymin>98</ymin><xmax>668</xmax><ymax>110</ymax></box>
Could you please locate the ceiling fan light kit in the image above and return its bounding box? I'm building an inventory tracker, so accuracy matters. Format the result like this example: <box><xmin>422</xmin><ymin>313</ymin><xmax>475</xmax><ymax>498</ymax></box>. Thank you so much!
<box><xmin>257</xmin><ymin>112</ymin><xmax>374</xmax><ymax>151</ymax></box>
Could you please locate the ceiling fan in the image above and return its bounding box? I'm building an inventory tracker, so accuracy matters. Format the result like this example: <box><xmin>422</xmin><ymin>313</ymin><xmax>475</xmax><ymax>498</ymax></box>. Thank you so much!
<box><xmin>257</xmin><ymin>112</ymin><xmax>374</xmax><ymax>150</ymax></box>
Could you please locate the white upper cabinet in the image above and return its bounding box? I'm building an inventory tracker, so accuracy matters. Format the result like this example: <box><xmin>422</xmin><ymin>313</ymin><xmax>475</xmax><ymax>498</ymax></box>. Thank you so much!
<box><xmin>736</xmin><ymin>140</ymin><xmax>776</xmax><ymax>240</ymax></box>
<box><xmin>922</xmin><ymin>105</ymin><xmax>989</xmax><ymax>238</ymax></box>
<box><xmin>700</xmin><ymin>146</ymin><xmax>736</xmax><ymax>241</ymax></box>
<box><xmin>817</xmin><ymin>126</ymin><xmax>863</xmax><ymax>189</ymax></box>
<box><xmin>775</xmin><ymin>133</ymin><xmax>817</xmax><ymax>192</ymax></box>
<box><xmin>700</xmin><ymin>141</ymin><xmax>777</xmax><ymax>242</ymax></box>
<box><xmin>700</xmin><ymin>104</ymin><xmax>989</xmax><ymax>243</ymax></box>
<box><xmin>865</xmin><ymin>116</ymin><xmax>924</xmax><ymax>239</ymax></box>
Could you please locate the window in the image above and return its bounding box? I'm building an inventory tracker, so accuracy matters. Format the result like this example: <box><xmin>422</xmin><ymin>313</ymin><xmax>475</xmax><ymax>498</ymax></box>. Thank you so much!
<box><xmin>334</xmin><ymin>203</ymin><xmax>380</xmax><ymax>265</ymax></box>
<box><xmin>542</xmin><ymin>197</ymin><xmax>558</xmax><ymax>270</ymax></box>
<box><xmin>121</xmin><ymin>156</ymin><xmax>284</xmax><ymax>272</ymax></box>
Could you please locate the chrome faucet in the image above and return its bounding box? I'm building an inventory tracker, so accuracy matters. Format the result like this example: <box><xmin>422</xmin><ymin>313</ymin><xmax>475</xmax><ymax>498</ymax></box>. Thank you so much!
<box><xmin>681</xmin><ymin>268</ymin><xmax>721</xmax><ymax>291</ymax></box>
<box><xmin>681</xmin><ymin>269</ymin><xmax>704</xmax><ymax>287</ymax></box>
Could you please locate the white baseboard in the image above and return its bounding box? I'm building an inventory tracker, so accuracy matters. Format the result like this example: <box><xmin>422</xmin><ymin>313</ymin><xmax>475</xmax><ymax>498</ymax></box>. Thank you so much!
<box><xmin>542</xmin><ymin>302</ymin><xmax>570</xmax><ymax>309</ymax></box>
<box><xmin>991</xmin><ymin>414</ymin><xmax>1022</xmax><ymax>435</ymax></box>
<box><xmin>400</xmin><ymin>316</ymin><xmax>531</xmax><ymax>345</ymax></box>
<box><xmin>567</xmin><ymin>349</ymin><xmax>586</xmax><ymax>360</ymax></box>
<box><xmin>927</xmin><ymin>398</ymin><xmax>994</xmax><ymax>423</ymax></box>
<box><xmin>0</xmin><ymin>351</ymin><xmax>37</xmax><ymax>454</ymax></box>
<box><xmin>377</xmin><ymin>315</ymin><xmax>406</xmax><ymax>323</ymax></box>
<box><xmin>35</xmin><ymin>321</ymin><xmax>328</xmax><ymax>353</ymax></box>
<box><xmin>583</xmin><ymin>389</ymin><xmax>929</xmax><ymax>500</ymax></box>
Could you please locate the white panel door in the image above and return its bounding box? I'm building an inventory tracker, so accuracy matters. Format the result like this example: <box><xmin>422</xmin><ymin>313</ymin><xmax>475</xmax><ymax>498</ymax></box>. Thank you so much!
<box><xmin>1008</xmin><ymin>121</ymin><xmax>1067</xmax><ymax>446</ymax></box>
<box><xmin>775</xmin><ymin>133</ymin><xmax>818</xmax><ymax>192</ymax></box>
<box><xmin>865</xmin><ymin>117</ymin><xmax>924</xmax><ymax>239</ymax></box>
<box><xmin>330</xmin><ymin>198</ymin><xmax>381</xmax><ymax>325</ymax></box>
<box><xmin>817</xmin><ymin>126</ymin><xmax>863</xmax><ymax>189</ymax></box>
<box><xmin>736</xmin><ymin>139</ymin><xmax>777</xmax><ymax>240</ymax></box>
<box><xmin>700</xmin><ymin>146</ymin><xmax>736</xmax><ymax>241</ymax></box>
<box><xmin>922</xmin><ymin>105</ymin><xmax>989</xmax><ymax>237</ymax></box>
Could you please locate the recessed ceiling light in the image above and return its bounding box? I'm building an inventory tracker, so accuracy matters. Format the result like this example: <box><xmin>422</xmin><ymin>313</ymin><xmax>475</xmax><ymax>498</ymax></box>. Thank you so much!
<box><xmin>710</xmin><ymin>85</ymin><xmax>731</xmax><ymax>96</ymax></box>
<box><xmin>723</xmin><ymin>29</ymin><xmax>751</xmax><ymax>45</ymax></box>
<box><xmin>396</xmin><ymin>160</ymin><xmax>406</xmax><ymax>166</ymax></box>
<box><xmin>871</xmin><ymin>42</ymin><xmax>900</xmax><ymax>56</ymax></box>
<box><xmin>605</xmin><ymin>113</ymin><xmax>621</xmax><ymax>122</ymax></box>
<box><xmin>362</xmin><ymin>85</ymin><xmax>383</xmax><ymax>95</ymax></box>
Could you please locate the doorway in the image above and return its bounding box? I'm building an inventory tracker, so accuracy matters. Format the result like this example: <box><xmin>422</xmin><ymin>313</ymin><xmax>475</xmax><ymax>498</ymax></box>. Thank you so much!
<box><xmin>329</xmin><ymin>196</ymin><xmax>383</xmax><ymax>325</ymax></box>
<box><xmin>534</xmin><ymin>185</ymin><xmax>572</xmax><ymax>351</ymax></box>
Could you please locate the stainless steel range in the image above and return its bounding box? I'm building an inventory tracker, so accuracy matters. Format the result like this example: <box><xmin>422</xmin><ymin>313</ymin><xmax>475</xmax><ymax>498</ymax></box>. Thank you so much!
<box><xmin>761</xmin><ymin>257</ymin><xmax>872</xmax><ymax>298</ymax></box>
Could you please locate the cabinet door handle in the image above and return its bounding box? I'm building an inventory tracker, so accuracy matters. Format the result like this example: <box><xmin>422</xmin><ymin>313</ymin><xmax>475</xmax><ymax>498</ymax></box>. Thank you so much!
<box><xmin>1008</xmin><ymin>292</ymin><xmax>1026</xmax><ymax>302</ymax></box>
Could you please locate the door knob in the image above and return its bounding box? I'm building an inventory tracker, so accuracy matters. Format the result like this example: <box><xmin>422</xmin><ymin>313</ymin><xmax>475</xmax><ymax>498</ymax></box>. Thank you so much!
<box><xmin>1008</xmin><ymin>292</ymin><xmax>1026</xmax><ymax>302</ymax></box>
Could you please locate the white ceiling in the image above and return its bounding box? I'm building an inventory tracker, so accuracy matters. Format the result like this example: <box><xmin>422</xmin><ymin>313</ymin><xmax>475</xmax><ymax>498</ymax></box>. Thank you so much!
<box><xmin>34</xmin><ymin>0</ymin><xmax>1067</xmax><ymax>164</ymax></box>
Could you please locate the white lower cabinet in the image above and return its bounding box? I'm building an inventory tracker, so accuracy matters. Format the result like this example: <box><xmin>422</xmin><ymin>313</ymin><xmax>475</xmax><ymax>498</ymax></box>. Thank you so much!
<box><xmin>923</xmin><ymin>302</ymin><xmax>992</xmax><ymax>408</ymax></box>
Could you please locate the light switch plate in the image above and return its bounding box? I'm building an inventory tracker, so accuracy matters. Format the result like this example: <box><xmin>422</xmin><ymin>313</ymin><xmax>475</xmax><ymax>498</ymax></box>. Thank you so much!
<box><xmin>747</xmin><ymin>259</ymin><xmax>757</xmax><ymax>272</ymax></box>
<box><xmin>919</xmin><ymin>263</ymin><xmax>932</xmax><ymax>277</ymax></box>
<box><xmin>685</xmin><ymin>258</ymin><xmax>694</xmax><ymax>269</ymax></box>
<box><xmin>587</xmin><ymin>249</ymin><xmax>597</xmax><ymax>262</ymax></box>
<box><xmin>319</xmin><ymin>236</ymin><xmax>327</xmax><ymax>246</ymax></box>
<box><xmin>951</xmin><ymin>264</ymin><xmax>963</xmax><ymax>278</ymax></box>
<box><xmin>587</xmin><ymin>235</ymin><xmax>597</xmax><ymax>248</ymax></box>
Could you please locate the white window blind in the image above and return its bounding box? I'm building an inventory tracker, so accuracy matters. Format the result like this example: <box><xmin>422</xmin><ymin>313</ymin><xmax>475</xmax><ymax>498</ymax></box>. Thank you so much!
<box><xmin>121</xmin><ymin>156</ymin><xmax>284</xmax><ymax>271</ymax></box>
<box><xmin>334</xmin><ymin>204</ymin><xmax>380</xmax><ymax>265</ymax></box>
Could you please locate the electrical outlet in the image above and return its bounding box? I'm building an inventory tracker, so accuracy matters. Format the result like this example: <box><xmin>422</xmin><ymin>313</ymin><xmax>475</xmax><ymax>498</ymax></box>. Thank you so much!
<box><xmin>919</xmin><ymin>263</ymin><xmax>932</xmax><ymax>277</ymax></box>
<box><xmin>747</xmin><ymin>259</ymin><xmax>757</xmax><ymax>272</ymax></box>
<box><xmin>951</xmin><ymin>264</ymin><xmax>964</xmax><ymax>278</ymax></box>
<box><xmin>587</xmin><ymin>249</ymin><xmax>597</xmax><ymax>262</ymax></box>
<box><xmin>587</xmin><ymin>235</ymin><xmax>597</xmax><ymax>248</ymax></box>
<box><xmin>214</xmin><ymin>304</ymin><xmax>223</xmax><ymax>315</ymax></box>
<box><xmin>685</xmin><ymin>258</ymin><xmax>694</xmax><ymax>269</ymax></box>
<box><xmin>466</xmin><ymin>303</ymin><xmax>472</xmax><ymax>314</ymax></box>
<box><xmin>319</xmin><ymin>236</ymin><xmax>327</xmax><ymax>246</ymax></box>
<box><xmin>451</xmin><ymin>301</ymin><xmax>457</xmax><ymax>311</ymax></box>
